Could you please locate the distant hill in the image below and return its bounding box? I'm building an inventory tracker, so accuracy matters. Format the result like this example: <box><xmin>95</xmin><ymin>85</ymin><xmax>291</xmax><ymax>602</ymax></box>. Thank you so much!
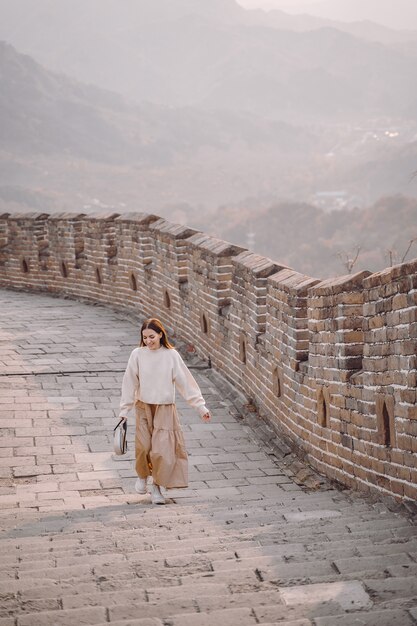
<box><xmin>0</xmin><ymin>41</ymin><xmax>323</xmax><ymax>212</ymax></box>
<box><xmin>342</xmin><ymin>141</ymin><xmax>417</xmax><ymax>200</ymax></box>
<box><xmin>1</xmin><ymin>39</ymin><xmax>415</xmax><ymax>218</ymax></box>
<box><xmin>295</xmin><ymin>0</ymin><xmax>417</xmax><ymax>32</ymax></box>
<box><xmin>201</xmin><ymin>195</ymin><xmax>417</xmax><ymax>278</ymax></box>
<box><xmin>248</xmin><ymin>9</ymin><xmax>417</xmax><ymax>44</ymax></box>
<box><xmin>0</xmin><ymin>0</ymin><xmax>416</xmax><ymax>121</ymax></box>
<box><xmin>0</xmin><ymin>42</ymin><xmax>135</xmax><ymax>161</ymax></box>
<box><xmin>0</xmin><ymin>41</ymin><xmax>313</xmax><ymax>162</ymax></box>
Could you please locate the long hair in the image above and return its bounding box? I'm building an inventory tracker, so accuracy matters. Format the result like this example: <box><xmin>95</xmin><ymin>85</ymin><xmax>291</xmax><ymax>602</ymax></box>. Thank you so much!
<box><xmin>140</xmin><ymin>318</ymin><xmax>174</xmax><ymax>349</ymax></box>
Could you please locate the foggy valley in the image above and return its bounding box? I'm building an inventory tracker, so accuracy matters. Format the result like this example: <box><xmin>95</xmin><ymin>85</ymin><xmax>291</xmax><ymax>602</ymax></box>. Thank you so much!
<box><xmin>1</xmin><ymin>0</ymin><xmax>417</xmax><ymax>277</ymax></box>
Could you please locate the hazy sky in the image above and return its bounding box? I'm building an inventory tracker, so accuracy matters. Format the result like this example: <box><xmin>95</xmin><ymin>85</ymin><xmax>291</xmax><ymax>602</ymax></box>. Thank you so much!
<box><xmin>237</xmin><ymin>0</ymin><xmax>319</xmax><ymax>8</ymax></box>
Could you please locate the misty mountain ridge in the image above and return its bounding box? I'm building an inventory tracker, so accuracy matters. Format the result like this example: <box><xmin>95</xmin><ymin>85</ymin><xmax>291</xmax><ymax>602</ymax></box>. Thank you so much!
<box><xmin>1</xmin><ymin>0</ymin><xmax>417</xmax><ymax>280</ymax></box>
<box><xmin>287</xmin><ymin>0</ymin><xmax>417</xmax><ymax>32</ymax></box>
<box><xmin>247</xmin><ymin>9</ymin><xmax>417</xmax><ymax>44</ymax></box>
<box><xmin>1</xmin><ymin>40</ymin><xmax>330</xmax><ymax>219</ymax></box>
<box><xmin>1</xmin><ymin>40</ymin><xmax>316</xmax><ymax>163</ymax></box>
<box><xmin>0</xmin><ymin>0</ymin><xmax>416</xmax><ymax>122</ymax></box>
<box><xmin>202</xmin><ymin>194</ymin><xmax>417</xmax><ymax>278</ymax></box>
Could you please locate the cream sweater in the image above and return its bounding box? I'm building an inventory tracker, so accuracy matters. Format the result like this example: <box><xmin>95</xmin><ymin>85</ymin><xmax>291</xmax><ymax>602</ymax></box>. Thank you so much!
<box><xmin>119</xmin><ymin>346</ymin><xmax>208</xmax><ymax>418</ymax></box>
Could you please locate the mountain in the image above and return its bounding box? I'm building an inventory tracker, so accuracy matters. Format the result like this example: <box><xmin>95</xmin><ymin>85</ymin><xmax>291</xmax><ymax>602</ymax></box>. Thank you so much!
<box><xmin>0</xmin><ymin>41</ymin><xmax>322</xmax><ymax>213</ymax></box>
<box><xmin>202</xmin><ymin>195</ymin><xmax>417</xmax><ymax>278</ymax></box>
<box><xmin>291</xmin><ymin>0</ymin><xmax>417</xmax><ymax>31</ymax></box>
<box><xmin>199</xmin><ymin>26</ymin><xmax>417</xmax><ymax>121</ymax></box>
<box><xmin>248</xmin><ymin>9</ymin><xmax>417</xmax><ymax>44</ymax></box>
<box><xmin>0</xmin><ymin>42</ymin><xmax>135</xmax><ymax>161</ymax></box>
<box><xmin>1</xmin><ymin>41</ymin><xmax>315</xmax><ymax>162</ymax></box>
<box><xmin>342</xmin><ymin>141</ymin><xmax>417</xmax><ymax>200</ymax></box>
<box><xmin>0</xmin><ymin>0</ymin><xmax>416</xmax><ymax>122</ymax></box>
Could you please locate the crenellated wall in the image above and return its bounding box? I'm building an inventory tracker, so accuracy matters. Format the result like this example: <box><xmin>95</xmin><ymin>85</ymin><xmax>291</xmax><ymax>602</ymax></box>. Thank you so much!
<box><xmin>1</xmin><ymin>211</ymin><xmax>416</xmax><ymax>501</ymax></box>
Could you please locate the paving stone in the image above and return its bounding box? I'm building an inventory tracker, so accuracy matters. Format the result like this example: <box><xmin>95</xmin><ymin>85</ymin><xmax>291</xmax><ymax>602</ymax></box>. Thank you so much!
<box><xmin>284</xmin><ymin>510</ymin><xmax>342</xmax><ymax>522</ymax></box>
<box><xmin>18</xmin><ymin>563</ymin><xmax>93</xmax><ymax>581</ymax></box>
<box><xmin>258</xmin><ymin>559</ymin><xmax>334</xmax><ymax>581</ymax></box>
<box><xmin>146</xmin><ymin>583</ymin><xmax>228</xmax><ymax>603</ymax></box>
<box><xmin>357</xmin><ymin>542</ymin><xmax>417</xmax><ymax>557</ymax></box>
<box><xmin>16</xmin><ymin>606</ymin><xmax>107</xmax><ymax>626</ymax></box>
<box><xmin>108</xmin><ymin>599</ymin><xmax>199</xmax><ymax>621</ymax></box>
<box><xmin>195</xmin><ymin>589</ymin><xmax>283</xmax><ymax>612</ymax></box>
<box><xmin>364</xmin><ymin>576</ymin><xmax>417</xmax><ymax>601</ymax></box>
<box><xmin>20</xmin><ymin>583</ymin><xmax>99</xmax><ymax>601</ymax></box>
<box><xmin>181</xmin><ymin>567</ymin><xmax>260</xmax><ymax>586</ymax></box>
<box><xmin>170</xmin><ymin>607</ymin><xmax>257</xmax><ymax>626</ymax></box>
<box><xmin>98</xmin><ymin>620</ymin><xmax>164</xmax><ymax>626</ymax></box>
<box><xmin>279</xmin><ymin>580</ymin><xmax>372</xmax><ymax>611</ymax></box>
<box><xmin>196</xmin><ymin>463</ymin><xmax>236</xmax><ymax>472</ymax></box>
<box><xmin>253</xmin><ymin>600</ymin><xmax>323</xmax><ymax>622</ymax></box>
<box><xmin>260</xmin><ymin>621</ymin><xmax>312</xmax><ymax>626</ymax></box>
<box><xmin>334</xmin><ymin>554</ymin><xmax>412</xmax><ymax>575</ymax></box>
<box><xmin>313</xmin><ymin>609</ymin><xmax>415</xmax><ymax>626</ymax></box>
<box><xmin>384</xmin><ymin>562</ymin><xmax>417</xmax><ymax>578</ymax></box>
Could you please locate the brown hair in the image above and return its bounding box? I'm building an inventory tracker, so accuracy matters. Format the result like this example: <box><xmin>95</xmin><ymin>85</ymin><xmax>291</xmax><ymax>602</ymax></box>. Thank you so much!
<box><xmin>140</xmin><ymin>318</ymin><xmax>174</xmax><ymax>349</ymax></box>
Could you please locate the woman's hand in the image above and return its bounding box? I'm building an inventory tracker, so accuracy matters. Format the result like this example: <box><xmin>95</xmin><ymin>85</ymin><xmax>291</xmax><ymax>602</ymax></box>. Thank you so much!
<box><xmin>201</xmin><ymin>412</ymin><xmax>211</xmax><ymax>422</ymax></box>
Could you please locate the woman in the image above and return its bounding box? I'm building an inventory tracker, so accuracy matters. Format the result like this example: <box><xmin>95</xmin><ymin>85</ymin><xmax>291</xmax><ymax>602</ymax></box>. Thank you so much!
<box><xmin>119</xmin><ymin>318</ymin><xmax>210</xmax><ymax>505</ymax></box>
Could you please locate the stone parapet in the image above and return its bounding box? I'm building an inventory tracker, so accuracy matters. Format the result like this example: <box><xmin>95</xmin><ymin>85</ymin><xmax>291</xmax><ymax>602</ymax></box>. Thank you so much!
<box><xmin>0</xmin><ymin>211</ymin><xmax>416</xmax><ymax>502</ymax></box>
<box><xmin>184</xmin><ymin>233</ymin><xmax>244</xmax><ymax>371</ymax></box>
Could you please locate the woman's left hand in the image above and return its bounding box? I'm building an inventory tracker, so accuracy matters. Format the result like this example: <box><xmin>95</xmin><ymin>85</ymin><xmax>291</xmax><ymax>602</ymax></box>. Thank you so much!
<box><xmin>201</xmin><ymin>412</ymin><xmax>211</xmax><ymax>422</ymax></box>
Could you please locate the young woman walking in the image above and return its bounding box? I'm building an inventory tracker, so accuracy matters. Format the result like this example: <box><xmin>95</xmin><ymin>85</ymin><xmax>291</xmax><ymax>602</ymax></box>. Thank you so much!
<box><xmin>118</xmin><ymin>318</ymin><xmax>210</xmax><ymax>505</ymax></box>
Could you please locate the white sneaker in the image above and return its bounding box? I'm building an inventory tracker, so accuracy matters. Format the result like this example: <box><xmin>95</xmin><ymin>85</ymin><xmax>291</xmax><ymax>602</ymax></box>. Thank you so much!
<box><xmin>135</xmin><ymin>477</ymin><xmax>147</xmax><ymax>494</ymax></box>
<box><xmin>151</xmin><ymin>484</ymin><xmax>165</xmax><ymax>505</ymax></box>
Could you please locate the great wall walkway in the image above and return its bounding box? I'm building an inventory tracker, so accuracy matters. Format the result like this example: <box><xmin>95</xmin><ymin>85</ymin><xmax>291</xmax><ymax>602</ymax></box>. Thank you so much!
<box><xmin>1</xmin><ymin>289</ymin><xmax>417</xmax><ymax>626</ymax></box>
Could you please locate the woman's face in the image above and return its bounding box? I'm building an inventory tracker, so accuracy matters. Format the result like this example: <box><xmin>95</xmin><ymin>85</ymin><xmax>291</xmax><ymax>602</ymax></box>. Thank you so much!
<box><xmin>142</xmin><ymin>328</ymin><xmax>163</xmax><ymax>350</ymax></box>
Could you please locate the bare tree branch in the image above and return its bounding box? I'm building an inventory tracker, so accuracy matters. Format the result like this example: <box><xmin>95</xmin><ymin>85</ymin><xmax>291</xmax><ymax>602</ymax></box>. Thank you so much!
<box><xmin>336</xmin><ymin>246</ymin><xmax>361</xmax><ymax>274</ymax></box>
<box><xmin>401</xmin><ymin>237</ymin><xmax>417</xmax><ymax>263</ymax></box>
<box><xmin>350</xmin><ymin>247</ymin><xmax>361</xmax><ymax>266</ymax></box>
<box><xmin>386</xmin><ymin>238</ymin><xmax>417</xmax><ymax>266</ymax></box>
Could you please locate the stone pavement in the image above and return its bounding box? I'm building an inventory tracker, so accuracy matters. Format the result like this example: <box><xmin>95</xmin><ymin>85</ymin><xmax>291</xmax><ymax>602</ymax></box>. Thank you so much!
<box><xmin>0</xmin><ymin>289</ymin><xmax>417</xmax><ymax>626</ymax></box>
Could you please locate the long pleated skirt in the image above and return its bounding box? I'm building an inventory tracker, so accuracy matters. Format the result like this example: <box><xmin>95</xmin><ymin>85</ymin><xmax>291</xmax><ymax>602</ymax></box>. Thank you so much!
<box><xmin>134</xmin><ymin>400</ymin><xmax>188</xmax><ymax>489</ymax></box>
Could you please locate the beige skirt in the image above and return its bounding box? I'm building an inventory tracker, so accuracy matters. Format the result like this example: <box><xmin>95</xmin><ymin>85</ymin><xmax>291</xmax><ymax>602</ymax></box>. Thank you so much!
<box><xmin>134</xmin><ymin>400</ymin><xmax>188</xmax><ymax>489</ymax></box>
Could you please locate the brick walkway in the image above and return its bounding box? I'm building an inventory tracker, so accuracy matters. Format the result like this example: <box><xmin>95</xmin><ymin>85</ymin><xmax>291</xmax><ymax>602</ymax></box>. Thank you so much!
<box><xmin>0</xmin><ymin>289</ymin><xmax>416</xmax><ymax>626</ymax></box>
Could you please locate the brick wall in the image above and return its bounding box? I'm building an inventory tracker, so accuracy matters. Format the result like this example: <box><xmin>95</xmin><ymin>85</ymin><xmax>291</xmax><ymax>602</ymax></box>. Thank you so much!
<box><xmin>1</xmin><ymin>211</ymin><xmax>416</xmax><ymax>501</ymax></box>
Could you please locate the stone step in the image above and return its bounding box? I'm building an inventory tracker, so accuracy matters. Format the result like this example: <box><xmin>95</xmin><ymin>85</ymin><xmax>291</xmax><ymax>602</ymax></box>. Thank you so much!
<box><xmin>0</xmin><ymin>498</ymin><xmax>408</xmax><ymax>531</ymax></box>
<box><xmin>2</xmin><ymin>526</ymin><xmax>415</xmax><ymax>574</ymax></box>
<box><xmin>14</xmin><ymin>498</ymin><xmax>412</xmax><ymax>521</ymax></box>
<box><xmin>91</xmin><ymin>621</ymin><xmax>312</xmax><ymax>626</ymax></box>
<box><xmin>3</xmin><ymin>599</ymin><xmax>268</xmax><ymax>626</ymax></box>
<box><xmin>86</xmin><ymin>620</ymin><xmax>165</xmax><ymax>626</ymax></box>
<box><xmin>5</xmin><ymin>579</ymin><xmax>417</xmax><ymax>626</ymax></box>
<box><xmin>65</xmin><ymin>591</ymin><xmax>290</xmax><ymax>621</ymax></box>
<box><xmin>9</xmin><ymin>513</ymin><xmax>405</xmax><ymax>545</ymax></box>
<box><xmin>2</xmin><ymin>538</ymin><xmax>417</xmax><ymax>569</ymax></box>
<box><xmin>159</xmin><ymin>606</ymin><xmax>258</xmax><ymax>625</ymax></box>
<box><xmin>11</xmin><ymin>562</ymin><xmax>409</xmax><ymax>618</ymax></box>
<box><xmin>1</xmin><ymin>530</ymin><xmax>408</xmax><ymax>561</ymax></box>
<box><xmin>312</xmin><ymin>608</ymin><xmax>416</xmax><ymax>626</ymax></box>
<box><xmin>102</xmin><ymin>496</ymin><xmax>374</xmax><ymax>519</ymax></box>
<box><xmin>2</xmin><ymin>539</ymin><xmax>413</xmax><ymax>582</ymax></box>
<box><xmin>5</xmin><ymin>540</ymin><xmax>414</xmax><ymax>589</ymax></box>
